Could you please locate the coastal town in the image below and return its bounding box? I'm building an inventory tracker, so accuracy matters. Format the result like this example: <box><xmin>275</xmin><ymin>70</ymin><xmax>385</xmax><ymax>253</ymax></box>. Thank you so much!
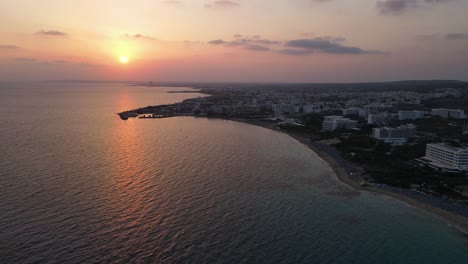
<box><xmin>119</xmin><ymin>81</ymin><xmax>468</xmax><ymax>230</ymax></box>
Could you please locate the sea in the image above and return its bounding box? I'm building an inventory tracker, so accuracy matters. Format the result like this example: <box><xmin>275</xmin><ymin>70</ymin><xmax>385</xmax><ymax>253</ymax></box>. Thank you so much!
<box><xmin>0</xmin><ymin>82</ymin><xmax>467</xmax><ymax>264</ymax></box>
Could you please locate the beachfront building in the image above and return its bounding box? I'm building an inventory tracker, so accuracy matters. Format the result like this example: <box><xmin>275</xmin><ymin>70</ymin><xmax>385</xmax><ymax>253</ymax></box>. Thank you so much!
<box><xmin>425</xmin><ymin>143</ymin><xmax>468</xmax><ymax>171</ymax></box>
<box><xmin>373</xmin><ymin>124</ymin><xmax>417</xmax><ymax>145</ymax></box>
<box><xmin>398</xmin><ymin>110</ymin><xmax>426</xmax><ymax>120</ymax></box>
<box><xmin>431</xmin><ymin>108</ymin><xmax>465</xmax><ymax>119</ymax></box>
<box><xmin>322</xmin><ymin>116</ymin><xmax>358</xmax><ymax>131</ymax></box>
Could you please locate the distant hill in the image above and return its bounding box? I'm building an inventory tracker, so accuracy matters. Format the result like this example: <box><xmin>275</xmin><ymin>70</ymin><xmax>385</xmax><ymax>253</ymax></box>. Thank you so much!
<box><xmin>43</xmin><ymin>79</ymin><xmax>468</xmax><ymax>93</ymax></box>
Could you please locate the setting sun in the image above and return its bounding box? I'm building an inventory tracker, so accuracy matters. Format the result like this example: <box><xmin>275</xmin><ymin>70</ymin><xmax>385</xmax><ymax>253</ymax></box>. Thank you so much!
<box><xmin>120</xmin><ymin>56</ymin><xmax>128</xmax><ymax>64</ymax></box>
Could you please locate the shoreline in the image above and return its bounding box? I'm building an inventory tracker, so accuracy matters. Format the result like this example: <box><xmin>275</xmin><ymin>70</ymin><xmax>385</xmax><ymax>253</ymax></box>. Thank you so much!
<box><xmin>215</xmin><ymin>117</ymin><xmax>468</xmax><ymax>235</ymax></box>
<box><xmin>120</xmin><ymin>90</ymin><xmax>468</xmax><ymax>235</ymax></box>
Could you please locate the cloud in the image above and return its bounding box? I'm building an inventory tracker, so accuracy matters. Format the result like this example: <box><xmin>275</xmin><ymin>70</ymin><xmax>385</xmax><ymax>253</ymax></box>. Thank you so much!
<box><xmin>243</xmin><ymin>44</ymin><xmax>270</xmax><ymax>51</ymax></box>
<box><xmin>184</xmin><ymin>40</ymin><xmax>203</xmax><ymax>46</ymax></box>
<box><xmin>209</xmin><ymin>37</ymin><xmax>280</xmax><ymax>46</ymax></box>
<box><xmin>15</xmin><ymin>57</ymin><xmax>36</xmax><ymax>62</ymax></box>
<box><xmin>279</xmin><ymin>49</ymin><xmax>314</xmax><ymax>56</ymax></box>
<box><xmin>124</xmin><ymin>34</ymin><xmax>158</xmax><ymax>40</ymax></box>
<box><xmin>377</xmin><ymin>0</ymin><xmax>454</xmax><ymax>15</ymax></box>
<box><xmin>78</xmin><ymin>62</ymin><xmax>105</xmax><ymax>68</ymax></box>
<box><xmin>36</xmin><ymin>30</ymin><xmax>68</xmax><ymax>36</ymax></box>
<box><xmin>163</xmin><ymin>0</ymin><xmax>184</xmax><ymax>7</ymax></box>
<box><xmin>252</xmin><ymin>39</ymin><xmax>281</xmax><ymax>45</ymax></box>
<box><xmin>445</xmin><ymin>33</ymin><xmax>468</xmax><ymax>40</ymax></box>
<box><xmin>377</xmin><ymin>0</ymin><xmax>417</xmax><ymax>15</ymax></box>
<box><xmin>415</xmin><ymin>33</ymin><xmax>468</xmax><ymax>41</ymax></box>
<box><xmin>282</xmin><ymin>37</ymin><xmax>388</xmax><ymax>55</ymax></box>
<box><xmin>415</xmin><ymin>34</ymin><xmax>438</xmax><ymax>40</ymax></box>
<box><xmin>208</xmin><ymin>39</ymin><xmax>226</xmax><ymax>45</ymax></box>
<box><xmin>205</xmin><ymin>0</ymin><xmax>239</xmax><ymax>9</ymax></box>
<box><xmin>208</xmin><ymin>36</ymin><xmax>280</xmax><ymax>52</ymax></box>
<box><xmin>207</xmin><ymin>36</ymin><xmax>386</xmax><ymax>55</ymax></box>
<box><xmin>0</xmin><ymin>45</ymin><xmax>19</xmax><ymax>49</ymax></box>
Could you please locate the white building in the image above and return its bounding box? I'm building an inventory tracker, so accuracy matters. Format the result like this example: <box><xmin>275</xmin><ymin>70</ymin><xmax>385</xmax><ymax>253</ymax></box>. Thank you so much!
<box><xmin>322</xmin><ymin>116</ymin><xmax>358</xmax><ymax>131</ymax></box>
<box><xmin>425</xmin><ymin>143</ymin><xmax>468</xmax><ymax>171</ymax></box>
<box><xmin>373</xmin><ymin>124</ymin><xmax>417</xmax><ymax>145</ymax></box>
<box><xmin>398</xmin><ymin>110</ymin><xmax>426</xmax><ymax>121</ymax></box>
<box><xmin>431</xmin><ymin>108</ymin><xmax>465</xmax><ymax>119</ymax></box>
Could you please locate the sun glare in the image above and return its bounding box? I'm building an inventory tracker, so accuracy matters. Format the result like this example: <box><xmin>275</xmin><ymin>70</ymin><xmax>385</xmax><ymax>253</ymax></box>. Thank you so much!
<box><xmin>120</xmin><ymin>56</ymin><xmax>128</xmax><ymax>64</ymax></box>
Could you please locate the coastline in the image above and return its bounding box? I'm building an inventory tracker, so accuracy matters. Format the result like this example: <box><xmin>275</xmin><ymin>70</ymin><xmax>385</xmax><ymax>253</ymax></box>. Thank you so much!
<box><xmin>119</xmin><ymin>85</ymin><xmax>468</xmax><ymax>235</ymax></box>
<box><xmin>218</xmin><ymin>117</ymin><xmax>468</xmax><ymax>235</ymax></box>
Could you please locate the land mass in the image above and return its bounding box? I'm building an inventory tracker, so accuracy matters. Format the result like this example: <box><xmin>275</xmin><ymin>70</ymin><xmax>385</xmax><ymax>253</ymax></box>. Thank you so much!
<box><xmin>118</xmin><ymin>80</ymin><xmax>468</xmax><ymax>234</ymax></box>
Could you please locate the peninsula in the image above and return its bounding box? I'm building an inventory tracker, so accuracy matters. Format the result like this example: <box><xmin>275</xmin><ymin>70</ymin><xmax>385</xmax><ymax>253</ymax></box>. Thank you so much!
<box><xmin>119</xmin><ymin>81</ymin><xmax>468</xmax><ymax>233</ymax></box>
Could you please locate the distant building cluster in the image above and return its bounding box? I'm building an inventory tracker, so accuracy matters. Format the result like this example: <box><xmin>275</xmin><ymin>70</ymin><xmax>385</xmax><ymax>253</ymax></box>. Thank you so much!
<box><xmin>123</xmin><ymin>85</ymin><xmax>467</xmax><ymax>175</ymax></box>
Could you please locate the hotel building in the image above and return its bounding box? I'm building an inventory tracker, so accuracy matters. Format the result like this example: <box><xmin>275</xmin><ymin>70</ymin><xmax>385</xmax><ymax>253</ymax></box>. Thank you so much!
<box><xmin>373</xmin><ymin>124</ymin><xmax>417</xmax><ymax>145</ymax></box>
<box><xmin>425</xmin><ymin>143</ymin><xmax>468</xmax><ymax>171</ymax></box>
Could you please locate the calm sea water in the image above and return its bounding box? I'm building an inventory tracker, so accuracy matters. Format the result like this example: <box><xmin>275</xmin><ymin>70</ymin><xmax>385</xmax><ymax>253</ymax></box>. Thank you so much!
<box><xmin>0</xmin><ymin>82</ymin><xmax>467</xmax><ymax>264</ymax></box>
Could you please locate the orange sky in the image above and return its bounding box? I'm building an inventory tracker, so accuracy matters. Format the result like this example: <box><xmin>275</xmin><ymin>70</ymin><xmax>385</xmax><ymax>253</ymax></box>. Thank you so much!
<box><xmin>1</xmin><ymin>0</ymin><xmax>467</xmax><ymax>82</ymax></box>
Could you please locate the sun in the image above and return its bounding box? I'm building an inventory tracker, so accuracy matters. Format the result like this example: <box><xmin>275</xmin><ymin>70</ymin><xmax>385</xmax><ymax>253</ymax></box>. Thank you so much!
<box><xmin>120</xmin><ymin>56</ymin><xmax>128</xmax><ymax>64</ymax></box>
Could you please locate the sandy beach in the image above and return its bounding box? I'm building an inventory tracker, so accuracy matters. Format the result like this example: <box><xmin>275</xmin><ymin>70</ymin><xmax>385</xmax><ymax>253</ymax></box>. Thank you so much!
<box><xmin>226</xmin><ymin>118</ymin><xmax>468</xmax><ymax>235</ymax></box>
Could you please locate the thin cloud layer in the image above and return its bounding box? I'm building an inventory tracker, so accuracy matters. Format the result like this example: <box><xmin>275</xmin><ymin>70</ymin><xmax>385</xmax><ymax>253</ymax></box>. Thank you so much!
<box><xmin>416</xmin><ymin>32</ymin><xmax>468</xmax><ymax>40</ymax></box>
<box><xmin>377</xmin><ymin>0</ymin><xmax>454</xmax><ymax>15</ymax></box>
<box><xmin>445</xmin><ymin>33</ymin><xmax>468</xmax><ymax>40</ymax></box>
<box><xmin>0</xmin><ymin>45</ymin><xmax>20</xmax><ymax>49</ymax></box>
<box><xmin>124</xmin><ymin>34</ymin><xmax>158</xmax><ymax>40</ymax></box>
<box><xmin>205</xmin><ymin>0</ymin><xmax>239</xmax><ymax>9</ymax></box>
<box><xmin>208</xmin><ymin>36</ymin><xmax>279</xmax><ymax>51</ymax></box>
<box><xmin>244</xmin><ymin>44</ymin><xmax>270</xmax><ymax>51</ymax></box>
<box><xmin>279</xmin><ymin>49</ymin><xmax>314</xmax><ymax>56</ymax></box>
<box><xmin>36</xmin><ymin>30</ymin><xmax>68</xmax><ymax>36</ymax></box>
<box><xmin>15</xmin><ymin>57</ymin><xmax>36</xmax><ymax>62</ymax></box>
<box><xmin>208</xmin><ymin>36</ymin><xmax>387</xmax><ymax>55</ymax></box>
<box><xmin>282</xmin><ymin>38</ymin><xmax>388</xmax><ymax>55</ymax></box>
<box><xmin>163</xmin><ymin>0</ymin><xmax>184</xmax><ymax>7</ymax></box>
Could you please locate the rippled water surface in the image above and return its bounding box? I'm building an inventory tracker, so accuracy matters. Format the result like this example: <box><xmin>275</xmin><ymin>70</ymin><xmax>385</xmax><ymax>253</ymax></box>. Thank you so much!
<box><xmin>1</xmin><ymin>83</ymin><xmax>467</xmax><ymax>264</ymax></box>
